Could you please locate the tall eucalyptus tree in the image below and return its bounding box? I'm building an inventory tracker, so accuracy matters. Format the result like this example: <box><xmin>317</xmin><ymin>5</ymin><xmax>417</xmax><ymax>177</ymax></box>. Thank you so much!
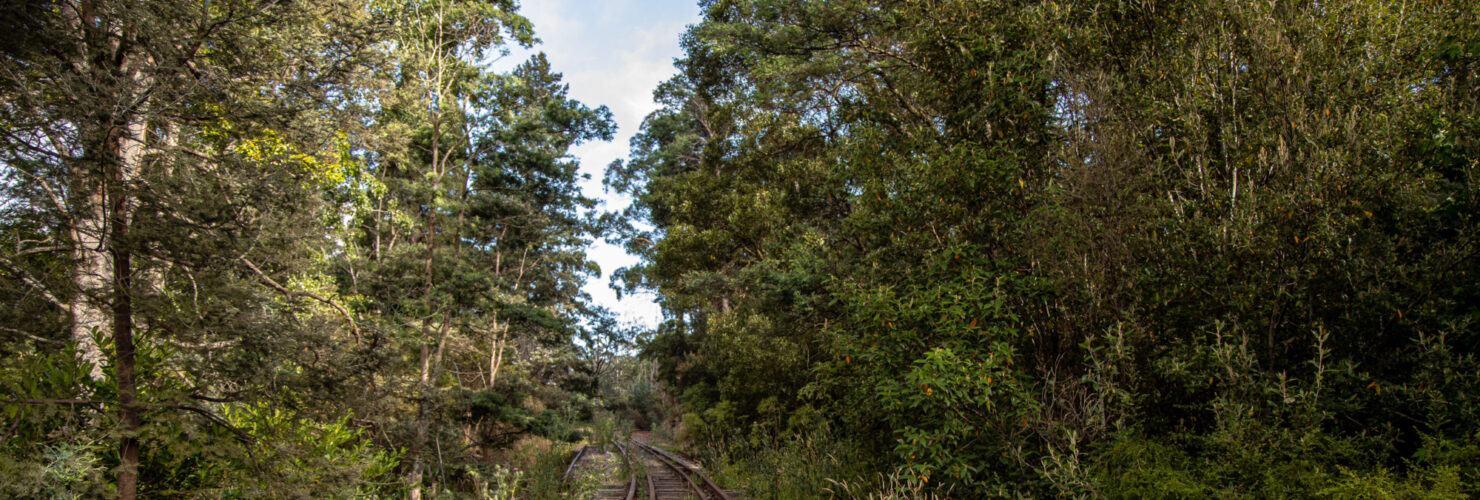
<box><xmin>348</xmin><ymin>2</ymin><xmax>613</xmax><ymax>495</ymax></box>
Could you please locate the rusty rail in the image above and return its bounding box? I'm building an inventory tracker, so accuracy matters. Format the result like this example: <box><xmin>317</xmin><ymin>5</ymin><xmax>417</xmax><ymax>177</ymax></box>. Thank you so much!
<box><xmin>635</xmin><ymin>439</ymin><xmax>732</xmax><ymax>500</ymax></box>
<box><xmin>562</xmin><ymin>444</ymin><xmax>589</xmax><ymax>482</ymax></box>
<box><xmin>613</xmin><ymin>441</ymin><xmax>638</xmax><ymax>500</ymax></box>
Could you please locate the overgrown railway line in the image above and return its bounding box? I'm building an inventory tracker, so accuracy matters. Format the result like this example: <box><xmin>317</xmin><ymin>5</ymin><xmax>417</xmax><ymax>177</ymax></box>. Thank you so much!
<box><xmin>566</xmin><ymin>439</ymin><xmax>736</xmax><ymax>500</ymax></box>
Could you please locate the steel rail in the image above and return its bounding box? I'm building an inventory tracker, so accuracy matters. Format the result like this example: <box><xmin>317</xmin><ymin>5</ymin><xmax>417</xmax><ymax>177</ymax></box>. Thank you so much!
<box><xmin>639</xmin><ymin>440</ymin><xmax>658</xmax><ymax>500</ymax></box>
<box><xmin>562</xmin><ymin>444</ymin><xmax>589</xmax><ymax>483</ymax></box>
<box><xmin>614</xmin><ymin>441</ymin><xmax>638</xmax><ymax>500</ymax></box>
<box><xmin>642</xmin><ymin>442</ymin><xmax>704</xmax><ymax>499</ymax></box>
<box><xmin>646</xmin><ymin>457</ymin><xmax>658</xmax><ymax>500</ymax></box>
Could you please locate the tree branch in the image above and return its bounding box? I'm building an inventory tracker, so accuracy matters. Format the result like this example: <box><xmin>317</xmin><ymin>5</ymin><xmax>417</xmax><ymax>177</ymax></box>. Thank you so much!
<box><xmin>168</xmin><ymin>339</ymin><xmax>239</xmax><ymax>350</ymax></box>
<box><xmin>172</xmin><ymin>404</ymin><xmax>256</xmax><ymax>444</ymax></box>
<box><xmin>188</xmin><ymin>393</ymin><xmax>238</xmax><ymax>403</ymax></box>
<box><xmin>0</xmin><ymin>255</ymin><xmax>67</xmax><ymax>310</ymax></box>
<box><xmin>239</xmin><ymin>256</ymin><xmax>360</xmax><ymax>343</ymax></box>
<box><xmin>0</xmin><ymin>326</ymin><xmax>64</xmax><ymax>344</ymax></box>
<box><xmin>3</xmin><ymin>399</ymin><xmax>105</xmax><ymax>409</ymax></box>
<box><xmin>14</xmin><ymin>244</ymin><xmax>72</xmax><ymax>258</ymax></box>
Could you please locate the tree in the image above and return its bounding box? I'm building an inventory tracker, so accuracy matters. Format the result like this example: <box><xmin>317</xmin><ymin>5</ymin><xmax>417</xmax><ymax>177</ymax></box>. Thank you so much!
<box><xmin>615</xmin><ymin>0</ymin><xmax>1480</xmax><ymax>496</ymax></box>
<box><xmin>3</xmin><ymin>0</ymin><xmax>623</xmax><ymax>497</ymax></box>
<box><xmin>344</xmin><ymin>1</ymin><xmax>613</xmax><ymax>492</ymax></box>
<box><xmin>0</xmin><ymin>1</ymin><xmax>394</xmax><ymax>497</ymax></box>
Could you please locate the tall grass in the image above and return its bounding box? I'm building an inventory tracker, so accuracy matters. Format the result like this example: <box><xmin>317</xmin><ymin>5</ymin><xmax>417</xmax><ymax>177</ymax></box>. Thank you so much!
<box><xmin>697</xmin><ymin>429</ymin><xmax>921</xmax><ymax>499</ymax></box>
<box><xmin>516</xmin><ymin>442</ymin><xmax>583</xmax><ymax>500</ymax></box>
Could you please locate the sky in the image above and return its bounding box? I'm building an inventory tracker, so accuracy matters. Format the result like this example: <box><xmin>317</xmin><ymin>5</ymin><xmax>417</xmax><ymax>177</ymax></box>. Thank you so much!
<box><xmin>499</xmin><ymin>0</ymin><xmax>701</xmax><ymax>329</ymax></box>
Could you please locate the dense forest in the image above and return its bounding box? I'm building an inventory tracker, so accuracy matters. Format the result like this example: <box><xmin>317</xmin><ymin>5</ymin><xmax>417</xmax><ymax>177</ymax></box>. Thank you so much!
<box><xmin>2</xmin><ymin>0</ymin><xmax>1478</xmax><ymax>498</ymax></box>
<box><xmin>609</xmin><ymin>0</ymin><xmax>1480</xmax><ymax>497</ymax></box>
<box><xmin>1</xmin><ymin>0</ymin><xmax>631</xmax><ymax>497</ymax></box>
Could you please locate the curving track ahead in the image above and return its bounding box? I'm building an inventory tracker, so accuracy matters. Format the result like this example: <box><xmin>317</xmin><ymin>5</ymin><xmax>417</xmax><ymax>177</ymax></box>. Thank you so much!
<box><xmin>633</xmin><ymin>439</ymin><xmax>735</xmax><ymax>500</ymax></box>
<box><xmin>567</xmin><ymin>439</ymin><xmax>736</xmax><ymax>500</ymax></box>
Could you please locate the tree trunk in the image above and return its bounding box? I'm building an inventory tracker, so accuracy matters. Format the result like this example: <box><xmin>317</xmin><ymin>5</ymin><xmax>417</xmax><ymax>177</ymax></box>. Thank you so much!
<box><xmin>406</xmin><ymin>461</ymin><xmax>424</xmax><ymax>500</ymax></box>
<box><xmin>63</xmin><ymin>2</ymin><xmax>152</xmax><ymax>496</ymax></box>
<box><xmin>63</xmin><ymin>0</ymin><xmax>110</xmax><ymax>381</ymax></box>
<box><xmin>409</xmin><ymin>335</ymin><xmax>430</xmax><ymax>500</ymax></box>
<box><xmin>112</xmin><ymin>199</ymin><xmax>139</xmax><ymax>500</ymax></box>
<box><xmin>489</xmin><ymin>321</ymin><xmax>507</xmax><ymax>390</ymax></box>
<box><xmin>108</xmin><ymin>95</ymin><xmax>147</xmax><ymax>500</ymax></box>
<box><xmin>69</xmin><ymin>180</ymin><xmax>110</xmax><ymax>380</ymax></box>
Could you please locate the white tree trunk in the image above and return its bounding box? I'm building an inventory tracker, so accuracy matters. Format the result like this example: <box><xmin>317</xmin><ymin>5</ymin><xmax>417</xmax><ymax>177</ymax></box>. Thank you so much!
<box><xmin>69</xmin><ymin>71</ymin><xmax>148</xmax><ymax>381</ymax></box>
<box><xmin>69</xmin><ymin>203</ymin><xmax>110</xmax><ymax>379</ymax></box>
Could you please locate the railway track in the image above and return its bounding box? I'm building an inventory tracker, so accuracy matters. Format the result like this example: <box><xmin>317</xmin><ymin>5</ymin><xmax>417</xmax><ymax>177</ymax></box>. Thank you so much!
<box><xmin>633</xmin><ymin>439</ymin><xmax>735</xmax><ymax>500</ymax></box>
<box><xmin>598</xmin><ymin>441</ymin><xmax>639</xmax><ymax>500</ymax></box>
<box><xmin>566</xmin><ymin>439</ymin><xmax>736</xmax><ymax>500</ymax></box>
<box><xmin>564</xmin><ymin>442</ymin><xmax>637</xmax><ymax>500</ymax></box>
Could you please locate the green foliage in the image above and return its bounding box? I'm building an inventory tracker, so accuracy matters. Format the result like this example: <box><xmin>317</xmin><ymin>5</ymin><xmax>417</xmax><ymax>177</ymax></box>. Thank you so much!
<box><xmin>1093</xmin><ymin>432</ymin><xmax>1477</xmax><ymax>499</ymax></box>
<box><xmin>0</xmin><ymin>347</ymin><xmax>109</xmax><ymax>499</ymax></box>
<box><xmin>517</xmin><ymin>443</ymin><xmax>582</xmax><ymax>500</ymax></box>
<box><xmin>590</xmin><ymin>410</ymin><xmax>618</xmax><ymax>449</ymax></box>
<box><xmin>0</xmin><ymin>441</ymin><xmax>108</xmax><ymax>500</ymax></box>
<box><xmin>1</xmin><ymin>345</ymin><xmax>400</xmax><ymax>498</ymax></box>
<box><xmin>485</xmin><ymin>464</ymin><xmax>524</xmax><ymax>500</ymax></box>
<box><xmin>1319</xmin><ymin>466</ymin><xmax>1467</xmax><ymax>500</ymax></box>
<box><xmin>3</xmin><ymin>0</ymin><xmax>1476</xmax><ymax>496</ymax></box>
<box><xmin>600</xmin><ymin>357</ymin><xmax>661</xmax><ymax>430</ymax></box>
<box><xmin>705</xmin><ymin>426</ymin><xmax>882</xmax><ymax>499</ymax></box>
<box><xmin>1</xmin><ymin>0</ymin><xmax>619</xmax><ymax>497</ymax></box>
<box><xmin>613</xmin><ymin>0</ymin><xmax>1480</xmax><ymax>496</ymax></box>
<box><xmin>452</xmin><ymin>390</ymin><xmax>584</xmax><ymax>446</ymax></box>
<box><xmin>209</xmin><ymin>403</ymin><xmax>400</xmax><ymax>497</ymax></box>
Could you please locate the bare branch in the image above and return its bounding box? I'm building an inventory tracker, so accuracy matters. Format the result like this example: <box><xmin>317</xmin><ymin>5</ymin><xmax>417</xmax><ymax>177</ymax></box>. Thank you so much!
<box><xmin>172</xmin><ymin>405</ymin><xmax>256</xmax><ymax>444</ymax></box>
<box><xmin>14</xmin><ymin>165</ymin><xmax>73</xmax><ymax>219</ymax></box>
<box><xmin>14</xmin><ymin>245</ymin><xmax>72</xmax><ymax>258</ymax></box>
<box><xmin>188</xmin><ymin>393</ymin><xmax>238</xmax><ymax>403</ymax></box>
<box><xmin>168</xmin><ymin>339</ymin><xmax>239</xmax><ymax>350</ymax></box>
<box><xmin>0</xmin><ymin>326</ymin><xmax>64</xmax><ymax>344</ymax></box>
<box><xmin>0</xmin><ymin>255</ymin><xmax>67</xmax><ymax>309</ymax></box>
<box><xmin>2</xmin><ymin>399</ymin><xmax>104</xmax><ymax>409</ymax></box>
